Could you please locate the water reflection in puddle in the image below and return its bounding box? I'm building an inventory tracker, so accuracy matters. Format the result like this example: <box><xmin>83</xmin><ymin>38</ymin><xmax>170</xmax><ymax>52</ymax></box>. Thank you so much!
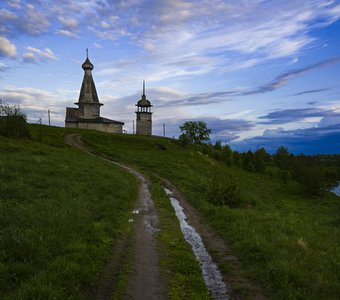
<box><xmin>330</xmin><ymin>182</ymin><xmax>340</xmax><ymax>196</ymax></box>
<box><xmin>164</xmin><ymin>188</ymin><xmax>228</xmax><ymax>300</ymax></box>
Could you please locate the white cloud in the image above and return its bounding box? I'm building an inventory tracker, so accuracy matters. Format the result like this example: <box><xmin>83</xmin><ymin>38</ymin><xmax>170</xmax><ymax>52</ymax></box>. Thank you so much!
<box><xmin>0</xmin><ymin>62</ymin><xmax>6</xmax><ymax>71</ymax></box>
<box><xmin>143</xmin><ymin>42</ymin><xmax>155</xmax><ymax>51</ymax></box>
<box><xmin>58</xmin><ymin>16</ymin><xmax>79</xmax><ymax>29</ymax></box>
<box><xmin>23</xmin><ymin>46</ymin><xmax>57</xmax><ymax>62</ymax></box>
<box><xmin>94</xmin><ymin>42</ymin><xmax>103</xmax><ymax>48</ymax></box>
<box><xmin>88</xmin><ymin>25</ymin><xmax>131</xmax><ymax>41</ymax></box>
<box><xmin>0</xmin><ymin>86</ymin><xmax>76</xmax><ymax>125</ymax></box>
<box><xmin>56</xmin><ymin>29</ymin><xmax>80</xmax><ymax>39</ymax></box>
<box><xmin>121</xmin><ymin>0</ymin><xmax>340</xmax><ymax>80</ymax></box>
<box><xmin>20</xmin><ymin>4</ymin><xmax>50</xmax><ymax>35</ymax></box>
<box><xmin>130</xmin><ymin>16</ymin><xmax>139</xmax><ymax>26</ymax></box>
<box><xmin>101</xmin><ymin>21</ymin><xmax>111</xmax><ymax>29</ymax></box>
<box><xmin>0</xmin><ymin>36</ymin><xmax>16</xmax><ymax>58</ymax></box>
<box><xmin>7</xmin><ymin>0</ymin><xmax>21</xmax><ymax>9</ymax></box>
<box><xmin>23</xmin><ymin>52</ymin><xmax>36</xmax><ymax>62</ymax></box>
<box><xmin>0</xmin><ymin>8</ymin><xmax>18</xmax><ymax>20</ymax></box>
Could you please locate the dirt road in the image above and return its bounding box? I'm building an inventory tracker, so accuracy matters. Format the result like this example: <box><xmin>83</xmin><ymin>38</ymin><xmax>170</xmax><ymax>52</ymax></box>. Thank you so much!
<box><xmin>66</xmin><ymin>134</ymin><xmax>267</xmax><ymax>300</ymax></box>
<box><xmin>66</xmin><ymin>134</ymin><xmax>166</xmax><ymax>300</ymax></box>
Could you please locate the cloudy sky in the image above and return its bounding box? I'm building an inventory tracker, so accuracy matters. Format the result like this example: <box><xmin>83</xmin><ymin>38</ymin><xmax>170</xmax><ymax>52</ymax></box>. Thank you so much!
<box><xmin>1</xmin><ymin>0</ymin><xmax>340</xmax><ymax>154</ymax></box>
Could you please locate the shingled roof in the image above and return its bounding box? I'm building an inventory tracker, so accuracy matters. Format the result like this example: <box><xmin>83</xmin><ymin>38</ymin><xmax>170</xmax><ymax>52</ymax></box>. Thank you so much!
<box><xmin>75</xmin><ymin>55</ymin><xmax>102</xmax><ymax>106</ymax></box>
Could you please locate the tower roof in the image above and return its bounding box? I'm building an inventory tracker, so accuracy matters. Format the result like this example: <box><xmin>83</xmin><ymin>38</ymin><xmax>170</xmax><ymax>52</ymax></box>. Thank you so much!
<box><xmin>82</xmin><ymin>49</ymin><xmax>94</xmax><ymax>70</ymax></box>
<box><xmin>82</xmin><ymin>57</ymin><xmax>94</xmax><ymax>70</ymax></box>
<box><xmin>76</xmin><ymin>51</ymin><xmax>102</xmax><ymax>105</ymax></box>
<box><xmin>136</xmin><ymin>80</ymin><xmax>152</xmax><ymax>107</ymax></box>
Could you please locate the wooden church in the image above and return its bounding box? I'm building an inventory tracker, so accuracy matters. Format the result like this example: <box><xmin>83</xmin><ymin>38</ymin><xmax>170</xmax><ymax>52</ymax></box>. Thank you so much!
<box><xmin>65</xmin><ymin>51</ymin><xmax>152</xmax><ymax>135</ymax></box>
<box><xmin>65</xmin><ymin>51</ymin><xmax>124</xmax><ymax>133</ymax></box>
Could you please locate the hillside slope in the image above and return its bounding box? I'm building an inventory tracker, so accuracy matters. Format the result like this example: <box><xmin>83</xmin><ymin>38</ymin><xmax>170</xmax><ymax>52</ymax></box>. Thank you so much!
<box><xmin>83</xmin><ymin>131</ymin><xmax>340</xmax><ymax>300</ymax></box>
<box><xmin>1</xmin><ymin>125</ymin><xmax>339</xmax><ymax>299</ymax></box>
<box><xmin>0</xmin><ymin>126</ymin><xmax>139</xmax><ymax>299</ymax></box>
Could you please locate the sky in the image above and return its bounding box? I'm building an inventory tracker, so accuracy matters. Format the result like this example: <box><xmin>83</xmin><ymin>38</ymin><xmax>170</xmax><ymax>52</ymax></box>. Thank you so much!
<box><xmin>0</xmin><ymin>0</ymin><xmax>340</xmax><ymax>154</ymax></box>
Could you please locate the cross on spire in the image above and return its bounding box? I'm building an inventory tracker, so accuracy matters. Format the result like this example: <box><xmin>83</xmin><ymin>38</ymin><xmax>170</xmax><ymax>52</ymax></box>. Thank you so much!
<box><xmin>86</xmin><ymin>48</ymin><xmax>88</xmax><ymax>58</ymax></box>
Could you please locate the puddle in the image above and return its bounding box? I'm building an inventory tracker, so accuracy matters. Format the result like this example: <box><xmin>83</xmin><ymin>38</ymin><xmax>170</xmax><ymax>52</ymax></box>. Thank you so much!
<box><xmin>164</xmin><ymin>188</ymin><xmax>228</xmax><ymax>300</ymax></box>
<box><xmin>330</xmin><ymin>182</ymin><xmax>340</xmax><ymax>196</ymax></box>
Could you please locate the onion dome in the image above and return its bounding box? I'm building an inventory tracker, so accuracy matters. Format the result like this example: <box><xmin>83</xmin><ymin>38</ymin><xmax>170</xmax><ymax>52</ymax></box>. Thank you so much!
<box><xmin>82</xmin><ymin>57</ymin><xmax>94</xmax><ymax>70</ymax></box>
<box><xmin>136</xmin><ymin>80</ymin><xmax>152</xmax><ymax>107</ymax></box>
<box><xmin>137</xmin><ymin>95</ymin><xmax>151</xmax><ymax>107</ymax></box>
<box><xmin>82</xmin><ymin>48</ymin><xmax>94</xmax><ymax>70</ymax></box>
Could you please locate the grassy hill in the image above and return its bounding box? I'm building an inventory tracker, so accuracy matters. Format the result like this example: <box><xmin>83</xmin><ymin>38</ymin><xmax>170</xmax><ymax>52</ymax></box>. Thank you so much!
<box><xmin>1</xmin><ymin>124</ymin><xmax>339</xmax><ymax>299</ymax></box>
<box><xmin>0</xmin><ymin>126</ymin><xmax>139</xmax><ymax>299</ymax></box>
<box><xmin>83</xmin><ymin>131</ymin><xmax>340</xmax><ymax>299</ymax></box>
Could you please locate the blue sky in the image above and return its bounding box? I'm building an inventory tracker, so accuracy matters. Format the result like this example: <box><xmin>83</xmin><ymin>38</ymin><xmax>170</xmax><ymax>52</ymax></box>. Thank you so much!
<box><xmin>0</xmin><ymin>0</ymin><xmax>340</xmax><ymax>154</ymax></box>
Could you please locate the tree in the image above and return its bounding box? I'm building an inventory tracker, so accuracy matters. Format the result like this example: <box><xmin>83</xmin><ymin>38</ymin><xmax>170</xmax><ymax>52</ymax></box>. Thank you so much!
<box><xmin>0</xmin><ymin>104</ymin><xmax>30</xmax><ymax>138</ymax></box>
<box><xmin>179</xmin><ymin>121</ymin><xmax>211</xmax><ymax>144</ymax></box>
<box><xmin>253</xmin><ymin>148</ymin><xmax>270</xmax><ymax>173</ymax></box>
<box><xmin>273</xmin><ymin>146</ymin><xmax>293</xmax><ymax>170</ymax></box>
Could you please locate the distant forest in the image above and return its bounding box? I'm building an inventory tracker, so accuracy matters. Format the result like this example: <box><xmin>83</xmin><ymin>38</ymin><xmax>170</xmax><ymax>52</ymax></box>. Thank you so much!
<box><xmin>196</xmin><ymin>141</ymin><xmax>340</xmax><ymax>196</ymax></box>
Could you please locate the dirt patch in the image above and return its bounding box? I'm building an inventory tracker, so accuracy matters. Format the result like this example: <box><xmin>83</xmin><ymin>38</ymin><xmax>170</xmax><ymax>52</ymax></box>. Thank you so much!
<box><xmin>123</xmin><ymin>174</ymin><xmax>167</xmax><ymax>300</ymax></box>
<box><xmin>163</xmin><ymin>179</ymin><xmax>268</xmax><ymax>300</ymax></box>
<box><xmin>66</xmin><ymin>134</ymin><xmax>167</xmax><ymax>300</ymax></box>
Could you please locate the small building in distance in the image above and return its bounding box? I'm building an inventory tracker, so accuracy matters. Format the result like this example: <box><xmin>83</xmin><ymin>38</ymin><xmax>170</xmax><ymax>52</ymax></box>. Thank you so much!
<box><xmin>65</xmin><ymin>52</ymin><xmax>124</xmax><ymax>133</ymax></box>
<box><xmin>135</xmin><ymin>80</ymin><xmax>152</xmax><ymax>135</ymax></box>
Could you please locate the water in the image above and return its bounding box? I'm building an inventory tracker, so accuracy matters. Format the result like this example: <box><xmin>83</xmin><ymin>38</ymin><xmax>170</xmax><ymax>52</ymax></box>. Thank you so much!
<box><xmin>330</xmin><ymin>182</ymin><xmax>340</xmax><ymax>196</ymax></box>
<box><xmin>164</xmin><ymin>188</ymin><xmax>228</xmax><ymax>300</ymax></box>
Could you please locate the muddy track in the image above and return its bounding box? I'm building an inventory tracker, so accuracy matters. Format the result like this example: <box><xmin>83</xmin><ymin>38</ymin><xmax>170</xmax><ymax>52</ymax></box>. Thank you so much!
<box><xmin>163</xmin><ymin>180</ymin><xmax>268</xmax><ymax>300</ymax></box>
<box><xmin>65</xmin><ymin>134</ymin><xmax>166</xmax><ymax>300</ymax></box>
<box><xmin>66</xmin><ymin>133</ymin><xmax>268</xmax><ymax>300</ymax></box>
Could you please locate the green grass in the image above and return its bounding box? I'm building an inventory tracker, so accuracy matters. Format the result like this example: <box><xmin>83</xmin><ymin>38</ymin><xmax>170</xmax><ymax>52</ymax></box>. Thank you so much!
<box><xmin>1</xmin><ymin>125</ymin><xmax>339</xmax><ymax>299</ymax></box>
<box><xmin>83</xmin><ymin>131</ymin><xmax>340</xmax><ymax>300</ymax></box>
<box><xmin>0</xmin><ymin>125</ymin><xmax>139</xmax><ymax>299</ymax></box>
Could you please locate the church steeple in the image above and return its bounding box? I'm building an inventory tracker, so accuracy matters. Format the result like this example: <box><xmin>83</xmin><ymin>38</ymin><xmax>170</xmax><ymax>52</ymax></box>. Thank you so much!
<box><xmin>75</xmin><ymin>50</ymin><xmax>102</xmax><ymax>119</ymax></box>
<box><xmin>135</xmin><ymin>80</ymin><xmax>152</xmax><ymax>135</ymax></box>
<box><xmin>141</xmin><ymin>80</ymin><xmax>147</xmax><ymax>100</ymax></box>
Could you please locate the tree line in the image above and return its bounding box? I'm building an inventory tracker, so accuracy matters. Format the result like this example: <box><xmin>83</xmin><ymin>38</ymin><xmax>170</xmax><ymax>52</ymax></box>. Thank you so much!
<box><xmin>179</xmin><ymin>121</ymin><xmax>340</xmax><ymax>196</ymax></box>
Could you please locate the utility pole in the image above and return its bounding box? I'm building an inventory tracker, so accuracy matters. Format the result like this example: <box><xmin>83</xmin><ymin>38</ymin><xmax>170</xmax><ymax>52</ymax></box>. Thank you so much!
<box><xmin>133</xmin><ymin>120</ymin><xmax>135</xmax><ymax>134</ymax></box>
<box><xmin>163</xmin><ymin>123</ymin><xmax>166</xmax><ymax>137</ymax></box>
<box><xmin>48</xmin><ymin>109</ymin><xmax>51</xmax><ymax>126</ymax></box>
<box><xmin>0</xmin><ymin>99</ymin><xmax>2</xmax><ymax>117</ymax></box>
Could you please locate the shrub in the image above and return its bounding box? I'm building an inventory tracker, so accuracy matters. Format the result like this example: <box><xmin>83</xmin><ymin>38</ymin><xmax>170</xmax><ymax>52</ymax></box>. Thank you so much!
<box><xmin>200</xmin><ymin>173</ymin><xmax>241</xmax><ymax>207</ymax></box>
<box><xmin>0</xmin><ymin>105</ymin><xmax>30</xmax><ymax>138</ymax></box>
<box><xmin>296</xmin><ymin>167</ymin><xmax>325</xmax><ymax>195</ymax></box>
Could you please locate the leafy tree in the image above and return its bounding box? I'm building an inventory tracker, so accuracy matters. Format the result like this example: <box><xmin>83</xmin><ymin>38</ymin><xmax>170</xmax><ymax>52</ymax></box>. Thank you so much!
<box><xmin>274</xmin><ymin>146</ymin><xmax>293</xmax><ymax>170</ymax></box>
<box><xmin>213</xmin><ymin>140</ymin><xmax>222</xmax><ymax>150</ymax></box>
<box><xmin>0</xmin><ymin>104</ymin><xmax>30</xmax><ymax>138</ymax></box>
<box><xmin>242</xmin><ymin>151</ymin><xmax>255</xmax><ymax>172</ymax></box>
<box><xmin>253</xmin><ymin>148</ymin><xmax>270</xmax><ymax>173</ymax></box>
<box><xmin>255</xmin><ymin>147</ymin><xmax>271</xmax><ymax>163</ymax></box>
<box><xmin>297</xmin><ymin>167</ymin><xmax>325</xmax><ymax>195</ymax></box>
<box><xmin>179</xmin><ymin>121</ymin><xmax>211</xmax><ymax>144</ymax></box>
<box><xmin>222</xmin><ymin>144</ymin><xmax>233</xmax><ymax>166</ymax></box>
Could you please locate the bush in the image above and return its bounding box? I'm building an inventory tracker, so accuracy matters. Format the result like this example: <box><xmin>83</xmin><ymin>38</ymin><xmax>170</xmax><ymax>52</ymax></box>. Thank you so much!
<box><xmin>200</xmin><ymin>173</ymin><xmax>241</xmax><ymax>207</ymax></box>
<box><xmin>0</xmin><ymin>105</ymin><xmax>30</xmax><ymax>138</ymax></box>
<box><xmin>296</xmin><ymin>167</ymin><xmax>325</xmax><ymax>195</ymax></box>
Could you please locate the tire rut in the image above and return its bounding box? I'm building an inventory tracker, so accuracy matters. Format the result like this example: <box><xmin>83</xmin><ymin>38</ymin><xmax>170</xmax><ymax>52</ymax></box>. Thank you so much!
<box><xmin>65</xmin><ymin>134</ymin><xmax>166</xmax><ymax>300</ymax></box>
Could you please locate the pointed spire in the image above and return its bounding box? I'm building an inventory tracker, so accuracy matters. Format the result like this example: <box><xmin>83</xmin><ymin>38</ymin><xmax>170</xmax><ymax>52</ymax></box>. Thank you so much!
<box><xmin>82</xmin><ymin>49</ymin><xmax>93</xmax><ymax>70</ymax></box>
<box><xmin>142</xmin><ymin>80</ymin><xmax>145</xmax><ymax>96</ymax></box>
